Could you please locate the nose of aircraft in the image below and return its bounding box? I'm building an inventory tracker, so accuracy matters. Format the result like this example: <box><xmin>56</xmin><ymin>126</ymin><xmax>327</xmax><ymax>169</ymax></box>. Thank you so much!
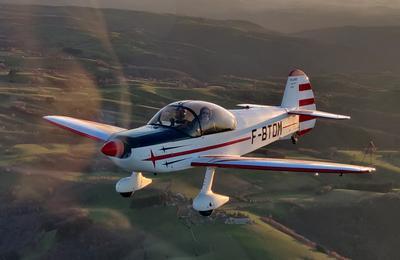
<box><xmin>101</xmin><ymin>139</ymin><xmax>125</xmax><ymax>157</ymax></box>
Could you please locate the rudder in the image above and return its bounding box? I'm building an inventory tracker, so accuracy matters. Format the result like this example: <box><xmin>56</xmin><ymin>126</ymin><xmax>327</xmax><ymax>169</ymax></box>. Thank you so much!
<box><xmin>281</xmin><ymin>69</ymin><xmax>316</xmax><ymax>136</ymax></box>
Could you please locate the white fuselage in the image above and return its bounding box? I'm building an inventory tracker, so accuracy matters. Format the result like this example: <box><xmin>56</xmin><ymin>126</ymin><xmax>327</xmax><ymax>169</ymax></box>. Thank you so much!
<box><xmin>110</xmin><ymin>106</ymin><xmax>299</xmax><ymax>173</ymax></box>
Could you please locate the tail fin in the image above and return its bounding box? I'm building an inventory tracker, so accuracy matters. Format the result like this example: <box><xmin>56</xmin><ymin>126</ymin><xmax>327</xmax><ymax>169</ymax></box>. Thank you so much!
<box><xmin>281</xmin><ymin>69</ymin><xmax>316</xmax><ymax>136</ymax></box>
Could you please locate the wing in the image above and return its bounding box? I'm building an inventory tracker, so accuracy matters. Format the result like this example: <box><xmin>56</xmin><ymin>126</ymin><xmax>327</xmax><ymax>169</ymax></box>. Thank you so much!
<box><xmin>43</xmin><ymin>116</ymin><xmax>126</xmax><ymax>141</ymax></box>
<box><xmin>191</xmin><ymin>155</ymin><xmax>375</xmax><ymax>174</ymax></box>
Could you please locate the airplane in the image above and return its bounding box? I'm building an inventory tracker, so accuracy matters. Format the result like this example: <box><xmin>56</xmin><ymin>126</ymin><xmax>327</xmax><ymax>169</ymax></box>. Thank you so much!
<box><xmin>43</xmin><ymin>69</ymin><xmax>375</xmax><ymax>216</ymax></box>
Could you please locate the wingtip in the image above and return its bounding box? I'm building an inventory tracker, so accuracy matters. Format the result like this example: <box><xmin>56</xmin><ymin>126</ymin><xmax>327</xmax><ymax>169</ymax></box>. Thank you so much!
<box><xmin>43</xmin><ymin>115</ymin><xmax>62</xmax><ymax>126</ymax></box>
<box><xmin>43</xmin><ymin>115</ymin><xmax>53</xmax><ymax>122</ymax></box>
<box><xmin>43</xmin><ymin>115</ymin><xmax>59</xmax><ymax>123</ymax></box>
<box><xmin>43</xmin><ymin>115</ymin><xmax>66</xmax><ymax>122</ymax></box>
<box><xmin>363</xmin><ymin>167</ymin><xmax>376</xmax><ymax>173</ymax></box>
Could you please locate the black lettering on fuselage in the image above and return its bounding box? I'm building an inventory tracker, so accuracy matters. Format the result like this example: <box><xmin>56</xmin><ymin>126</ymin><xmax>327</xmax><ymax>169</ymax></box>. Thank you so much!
<box><xmin>268</xmin><ymin>125</ymin><xmax>272</xmax><ymax>138</ymax></box>
<box><xmin>272</xmin><ymin>124</ymin><xmax>277</xmax><ymax>137</ymax></box>
<box><xmin>251</xmin><ymin>121</ymin><xmax>283</xmax><ymax>144</ymax></box>
<box><xmin>262</xmin><ymin>126</ymin><xmax>267</xmax><ymax>141</ymax></box>
<box><xmin>277</xmin><ymin>121</ymin><xmax>283</xmax><ymax>136</ymax></box>
<box><xmin>251</xmin><ymin>129</ymin><xmax>257</xmax><ymax>144</ymax></box>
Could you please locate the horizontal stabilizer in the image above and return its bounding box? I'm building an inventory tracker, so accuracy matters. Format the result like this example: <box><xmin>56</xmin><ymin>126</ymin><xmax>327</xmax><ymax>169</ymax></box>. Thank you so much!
<box><xmin>288</xmin><ymin>109</ymin><xmax>350</xmax><ymax>120</ymax></box>
<box><xmin>43</xmin><ymin>116</ymin><xmax>126</xmax><ymax>141</ymax></box>
<box><xmin>236</xmin><ymin>104</ymin><xmax>269</xmax><ymax>108</ymax></box>
<box><xmin>192</xmin><ymin>155</ymin><xmax>375</xmax><ymax>174</ymax></box>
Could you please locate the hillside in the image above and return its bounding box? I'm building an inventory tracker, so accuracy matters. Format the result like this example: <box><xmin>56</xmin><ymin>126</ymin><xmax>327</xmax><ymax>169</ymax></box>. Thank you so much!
<box><xmin>2</xmin><ymin>0</ymin><xmax>400</xmax><ymax>32</ymax></box>
<box><xmin>2</xmin><ymin>4</ymin><xmax>400</xmax><ymax>80</ymax></box>
<box><xmin>0</xmin><ymin>4</ymin><xmax>400</xmax><ymax>260</ymax></box>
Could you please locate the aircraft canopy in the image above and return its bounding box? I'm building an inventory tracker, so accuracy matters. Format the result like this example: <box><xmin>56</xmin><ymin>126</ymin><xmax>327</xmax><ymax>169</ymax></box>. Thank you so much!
<box><xmin>148</xmin><ymin>100</ymin><xmax>237</xmax><ymax>137</ymax></box>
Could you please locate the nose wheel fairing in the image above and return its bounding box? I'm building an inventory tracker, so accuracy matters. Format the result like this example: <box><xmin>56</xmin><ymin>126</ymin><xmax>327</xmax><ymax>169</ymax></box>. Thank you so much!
<box><xmin>193</xmin><ymin>167</ymin><xmax>229</xmax><ymax>216</ymax></box>
<box><xmin>115</xmin><ymin>171</ymin><xmax>152</xmax><ymax>196</ymax></box>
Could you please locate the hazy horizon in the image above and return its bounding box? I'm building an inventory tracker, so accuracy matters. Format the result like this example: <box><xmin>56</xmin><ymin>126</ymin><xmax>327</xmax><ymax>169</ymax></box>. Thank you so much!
<box><xmin>1</xmin><ymin>0</ymin><xmax>400</xmax><ymax>32</ymax></box>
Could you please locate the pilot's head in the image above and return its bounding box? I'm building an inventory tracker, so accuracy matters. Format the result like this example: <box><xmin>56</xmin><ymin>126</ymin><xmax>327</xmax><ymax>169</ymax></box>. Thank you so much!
<box><xmin>199</xmin><ymin>107</ymin><xmax>211</xmax><ymax>121</ymax></box>
<box><xmin>175</xmin><ymin>106</ymin><xmax>187</xmax><ymax>121</ymax></box>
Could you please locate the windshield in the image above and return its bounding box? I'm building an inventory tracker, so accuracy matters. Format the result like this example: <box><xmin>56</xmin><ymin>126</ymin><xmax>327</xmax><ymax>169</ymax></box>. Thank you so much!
<box><xmin>148</xmin><ymin>101</ymin><xmax>237</xmax><ymax>137</ymax></box>
<box><xmin>148</xmin><ymin>105</ymin><xmax>201</xmax><ymax>137</ymax></box>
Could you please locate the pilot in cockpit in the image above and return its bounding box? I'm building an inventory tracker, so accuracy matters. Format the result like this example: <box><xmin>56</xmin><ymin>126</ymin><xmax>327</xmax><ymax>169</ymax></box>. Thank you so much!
<box><xmin>199</xmin><ymin>106</ymin><xmax>215</xmax><ymax>134</ymax></box>
<box><xmin>171</xmin><ymin>106</ymin><xmax>191</xmax><ymax>127</ymax></box>
<box><xmin>199</xmin><ymin>107</ymin><xmax>211</xmax><ymax>123</ymax></box>
<box><xmin>148</xmin><ymin>101</ymin><xmax>237</xmax><ymax>137</ymax></box>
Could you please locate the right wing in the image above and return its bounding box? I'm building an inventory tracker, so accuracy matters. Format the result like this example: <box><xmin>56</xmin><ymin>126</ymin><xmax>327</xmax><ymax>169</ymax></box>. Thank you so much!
<box><xmin>43</xmin><ymin>116</ymin><xmax>126</xmax><ymax>141</ymax></box>
<box><xmin>191</xmin><ymin>155</ymin><xmax>375</xmax><ymax>174</ymax></box>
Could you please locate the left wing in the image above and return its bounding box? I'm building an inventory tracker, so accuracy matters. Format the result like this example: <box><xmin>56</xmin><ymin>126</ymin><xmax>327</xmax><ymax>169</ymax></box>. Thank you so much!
<box><xmin>43</xmin><ymin>116</ymin><xmax>126</xmax><ymax>141</ymax></box>
<box><xmin>191</xmin><ymin>155</ymin><xmax>375</xmax><ymax>174</ymax></box>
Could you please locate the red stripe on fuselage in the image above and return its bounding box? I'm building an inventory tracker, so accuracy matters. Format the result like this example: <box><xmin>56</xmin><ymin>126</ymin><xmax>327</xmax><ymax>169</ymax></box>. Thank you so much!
<box><xmin>144</xmin><ymin>136</ymin><xmax>251</xmax><ymax>162</ymax></box>
<box><xmin>283</xmin><ymin>122</ymin><xmax>297</xmax><ymax>129</ymax></box>
<box><xmin>299</xmin><ymin>98</ymin><xmax>315</xmax><ymax>107</ymax></box>
<box><xmin>299</xmin><ymin>83</ymin><xmax>312</xmax><ymax>91</ymax></box>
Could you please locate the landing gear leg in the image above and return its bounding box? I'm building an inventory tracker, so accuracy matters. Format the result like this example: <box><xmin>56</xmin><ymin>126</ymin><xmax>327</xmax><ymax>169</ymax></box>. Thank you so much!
<box><xmin>193</xmin><ymin>167</ymin><xmax>229</xmax><ymax>216</ymax></box>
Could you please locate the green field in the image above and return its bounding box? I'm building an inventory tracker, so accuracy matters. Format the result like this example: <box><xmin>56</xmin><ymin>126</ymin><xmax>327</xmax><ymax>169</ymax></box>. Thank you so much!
<box><xmin>1</xmin><ymin>73</ymin><xmax>398</xmax><ymax>259</ymax></box>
